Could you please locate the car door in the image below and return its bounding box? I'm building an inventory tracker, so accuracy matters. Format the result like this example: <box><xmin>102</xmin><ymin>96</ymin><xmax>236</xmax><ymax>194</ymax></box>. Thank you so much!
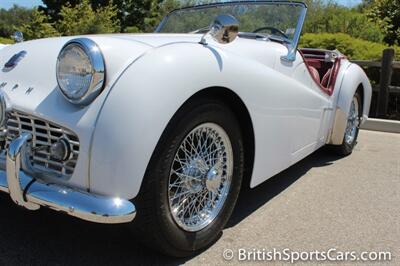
<box><xmin>274</xmin><ymin>50</ymin><xmax>333</xmax><ymax>162</ymax></box>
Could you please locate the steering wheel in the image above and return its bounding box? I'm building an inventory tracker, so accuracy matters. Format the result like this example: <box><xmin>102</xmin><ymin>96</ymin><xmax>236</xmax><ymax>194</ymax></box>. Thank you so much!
<box><xmin>253</xmin><ymin>27</ymin><xmax>288</xmax><ymax>39</ymax></box>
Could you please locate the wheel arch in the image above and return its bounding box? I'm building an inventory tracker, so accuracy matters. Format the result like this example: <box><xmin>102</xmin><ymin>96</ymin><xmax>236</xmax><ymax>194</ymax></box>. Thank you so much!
<box><xmin>329</xmin><ymin>63</ymin><xmax>372</xmax><ymax>145</ymax></box>
<box><xmin>137</xmin><ymin>87</ymin><xmax>256</xmax><ymax>196</ymax></box>
<box><xmin>181</xmin><ymin>87</ymin><xmax>255</xmax><ymax>189</ymax></box>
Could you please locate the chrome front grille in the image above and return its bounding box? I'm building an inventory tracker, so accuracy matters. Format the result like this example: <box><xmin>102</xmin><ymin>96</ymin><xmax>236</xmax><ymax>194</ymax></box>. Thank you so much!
<box><xmin>5</xmin><ymin>110</ymin><xmax>80</xmax><ymax>177</ymax></box>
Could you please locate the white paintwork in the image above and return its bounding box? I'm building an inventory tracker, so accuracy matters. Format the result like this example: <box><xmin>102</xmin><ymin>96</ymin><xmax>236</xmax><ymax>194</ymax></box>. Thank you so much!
<box><xmin>0</xmin><ymin>33</ymin><xmax>372</xmax><ymax>199</ymax></box>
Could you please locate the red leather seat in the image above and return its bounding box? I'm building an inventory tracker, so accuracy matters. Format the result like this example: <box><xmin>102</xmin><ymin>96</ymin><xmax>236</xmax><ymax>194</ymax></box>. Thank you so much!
<box><xmin>309</xmin><ymin>66</ymin><xmax>320</xmax><ymax>82</ymax></box>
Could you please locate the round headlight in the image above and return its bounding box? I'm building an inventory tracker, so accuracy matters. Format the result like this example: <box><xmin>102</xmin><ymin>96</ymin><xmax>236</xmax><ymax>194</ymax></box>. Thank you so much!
<box><xmin>56</xmin><ymin>38</ymin><xmax>105</xmax><ymax>105</ymax></box>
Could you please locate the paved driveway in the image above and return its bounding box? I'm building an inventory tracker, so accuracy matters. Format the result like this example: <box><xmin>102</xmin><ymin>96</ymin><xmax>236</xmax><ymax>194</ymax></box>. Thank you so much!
<box><xmin>0</xmin><ymin>130</ymin><xmax>399</xmax><ymax>265</ymax></box>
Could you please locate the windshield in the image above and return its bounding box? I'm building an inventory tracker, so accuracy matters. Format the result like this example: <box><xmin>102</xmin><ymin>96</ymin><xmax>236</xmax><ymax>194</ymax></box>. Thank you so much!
<box><xmin>156</xmin><ymin>1</ymin><xmax>307</xmax><ymax>44</ymax></box>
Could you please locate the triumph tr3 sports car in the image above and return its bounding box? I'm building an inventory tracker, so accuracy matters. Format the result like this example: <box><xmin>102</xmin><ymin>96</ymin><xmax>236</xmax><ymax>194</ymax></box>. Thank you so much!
<box><xmin>0</xmin><ymin>0</ymin><xmax>371</xmax><ymax>257</ymax></box>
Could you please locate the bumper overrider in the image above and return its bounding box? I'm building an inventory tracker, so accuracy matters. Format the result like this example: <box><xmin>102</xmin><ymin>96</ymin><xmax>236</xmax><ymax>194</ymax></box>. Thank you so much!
<box><xmin>0</xmin><ymin>132</ymin><xmax>136</xmax><ymax>224</ymax></box>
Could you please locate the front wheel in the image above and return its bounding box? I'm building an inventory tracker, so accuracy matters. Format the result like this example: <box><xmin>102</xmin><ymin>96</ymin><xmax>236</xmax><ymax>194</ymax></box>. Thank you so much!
<box><xmin>132</xmin><ymin>99</ymin><xmax>244</xmax><ymax>257</ymax></box>
<box><xmin>335</xmin><ymin>91</ymin><xmax>362</xmax><ymax>156</ymax></box>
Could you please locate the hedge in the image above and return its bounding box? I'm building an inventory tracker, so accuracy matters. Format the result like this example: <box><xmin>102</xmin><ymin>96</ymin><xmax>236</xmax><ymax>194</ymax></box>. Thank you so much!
<box><xmin>299</xmin><ymin>33</ymin><xmax>400</xmax><ymax>60</ymax></box>
<box><xmin>0</xmin><ymin>37</ymin><xmax>13</xmax><ymax>44</ymax></box>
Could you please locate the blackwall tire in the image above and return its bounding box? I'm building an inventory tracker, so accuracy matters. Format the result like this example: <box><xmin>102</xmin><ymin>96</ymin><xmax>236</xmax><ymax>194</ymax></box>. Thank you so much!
<box><xmin>131</xmin><ymin>98</ymin><xmax>244</xmax><ymax>257</ymax></box>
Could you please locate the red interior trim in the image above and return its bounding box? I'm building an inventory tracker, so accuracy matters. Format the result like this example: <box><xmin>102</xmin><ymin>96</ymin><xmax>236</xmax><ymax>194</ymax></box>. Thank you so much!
<box><xmin>299</xmin><ymin>50</ymin><xmax>341</xmax><ymax>96</ymax></box>
<box><xmin>304</xmin><ymin>58</ymin><xmax>322</xmax><ymax>69</ymax></box>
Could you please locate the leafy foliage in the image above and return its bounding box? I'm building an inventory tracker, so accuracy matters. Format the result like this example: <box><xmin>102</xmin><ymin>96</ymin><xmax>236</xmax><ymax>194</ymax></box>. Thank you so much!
<box><xmin>0</xmin><ymin>5</ymin><xmax>34</xmax><ymax>38</ymax></box>
<box><xmin>40</xmin><ymin>0</ymin><xmax>81</xmax><ymax>22</ymax></box>
<box><xmin>0</xmin><ymin>37</ymin><xmax>13</xmax><ymax>44</ymax></box>
<box><xmin>40</xmin><ymin>0</ymin><xmax>178</xmax><ymax>33</ymax></box>
<box><xmin>299</xmin><ymin>33</ymin><xmax>400</xmax><ymax>60</ymax></box>
<box><xmin>303</xmin><ymin>0</ymin><xmax>384</xmax><ymax>43</ymax></box>
<box><xmin>16</xmin><ymin>9</ymin><xmax>59</xmax><ymax>40</ymax></box>
<box><xmin>367</xmin><ymin>0</ymin><xmax>400</xmax><ymax>46</ymax></box>
<box><xmin>56</xmin><ymin>0</ymin><xmax>120</xmax><ymax>36</ymax></box>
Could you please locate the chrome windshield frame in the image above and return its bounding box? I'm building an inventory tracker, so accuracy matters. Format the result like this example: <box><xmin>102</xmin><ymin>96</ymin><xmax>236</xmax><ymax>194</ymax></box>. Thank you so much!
<box><xmin>156</xmin><ymin>1</ymin><xmax>308</xmax><ymax>62</ymax></box>
<box><xmin>282</xmin><ymin>4</ymin><xmax>307</xmax><ymax>62</ymax></box>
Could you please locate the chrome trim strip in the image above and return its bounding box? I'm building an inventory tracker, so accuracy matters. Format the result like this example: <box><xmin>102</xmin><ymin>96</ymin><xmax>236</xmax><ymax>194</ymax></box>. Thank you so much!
<box><xmin>0</xmin><ymin>134</ymin><xmax>136</xmax><ymax>224</ymax></box>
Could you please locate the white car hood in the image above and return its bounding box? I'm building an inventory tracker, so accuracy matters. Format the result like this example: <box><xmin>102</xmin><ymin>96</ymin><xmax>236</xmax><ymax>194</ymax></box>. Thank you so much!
<box><xmin>0</xmin><ymin>35</ymin><xmax>156</xmax><ymax>112</ymax></box>
<box><xmin>0</xmin><ymin>33</ymin><xmax>282</xmax><ymax>115</ymax></box>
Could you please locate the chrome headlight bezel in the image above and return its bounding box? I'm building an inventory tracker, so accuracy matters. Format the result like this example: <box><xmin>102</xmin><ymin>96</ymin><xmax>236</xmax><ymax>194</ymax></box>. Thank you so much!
<box><xmin>56</xmin><ymin>38</ymin><xmax>106</xmax><ymax>106</ymax></box>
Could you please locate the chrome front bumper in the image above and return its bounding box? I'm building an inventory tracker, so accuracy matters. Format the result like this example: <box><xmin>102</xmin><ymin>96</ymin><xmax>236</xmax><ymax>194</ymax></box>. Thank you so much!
<box><xmin>0</xmin><ymin>133</ymin><xmax>136</xmax><ymax>224</ymax></box>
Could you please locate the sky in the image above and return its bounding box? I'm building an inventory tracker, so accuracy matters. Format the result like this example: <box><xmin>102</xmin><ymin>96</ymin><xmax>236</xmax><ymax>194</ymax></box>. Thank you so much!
<box><xmin>335</xmin><ymin>0</ymin><xmax>362</xmax><ymax>6</ymax></box>
<box><xmin>0</xmin><ymin>0</ymin><xmax>363</xmax><ymax>9</ymax></box>
<box><xmin>0</xmin><ymin>0</ymin><xmax>43</xmax><ymax>9</ymax></box>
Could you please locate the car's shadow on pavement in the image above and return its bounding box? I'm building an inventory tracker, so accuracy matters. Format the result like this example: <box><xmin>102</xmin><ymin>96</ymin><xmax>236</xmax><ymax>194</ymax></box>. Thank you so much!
<box><xmin>0</xmin><ymin>147</ymin><xmax>342</xmax><ymax>265</ymax></box>
<box><xmin>228</xmin><ymin>146</ymin><xmax>342</xmax><ymax>228</ymax></box>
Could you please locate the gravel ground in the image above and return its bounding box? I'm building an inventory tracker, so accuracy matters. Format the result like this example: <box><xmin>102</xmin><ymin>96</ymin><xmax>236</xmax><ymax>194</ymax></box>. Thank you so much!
<box><xmin>0</xmin><ymin>130</ymin><xmax>398</xmax><ymax>265</ymax></box>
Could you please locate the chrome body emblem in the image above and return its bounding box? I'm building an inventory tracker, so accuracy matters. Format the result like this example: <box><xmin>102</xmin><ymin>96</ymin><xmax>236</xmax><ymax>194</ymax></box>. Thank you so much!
<box><xmin>25</xmin><ymin>87</ymin><xmax>34</xmax><ymax>95</ymax></box>
<box><xmin>3</xmin><ymin>51</ymin><xmax>27</xmax><ymax>71</ymax></box>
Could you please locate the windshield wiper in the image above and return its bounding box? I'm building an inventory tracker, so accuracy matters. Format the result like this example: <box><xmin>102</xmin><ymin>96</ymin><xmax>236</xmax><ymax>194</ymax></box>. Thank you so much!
<box><xmin>239</xmin><ymin>32</ymin><xmax>270</xmax><ymax>40</ymax></box>
<box><xmin>268</xmin><ymin>35</ymin><xmax>291</xmax><ymax>44</ymax></box>
<box><xmin>238</xmin><ymin>32</ymin><xmax>292</xmax><ymax>46</ymax></box>
<box><xmin>189</xmin><ymin>26</ymin><xmax>210</xmax><ymax>34</ymax></box>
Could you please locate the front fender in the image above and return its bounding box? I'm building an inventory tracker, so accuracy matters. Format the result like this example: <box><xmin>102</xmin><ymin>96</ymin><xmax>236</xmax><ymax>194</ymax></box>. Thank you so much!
<box><xmin>329</xmin><ymin>63</ymin><xmax>372</xmax><ymax>145</ymax></box>
<box><xmin>89</xmin><ymin>43</ymin><xmax>240</xmax><ymax>199</ymax></box>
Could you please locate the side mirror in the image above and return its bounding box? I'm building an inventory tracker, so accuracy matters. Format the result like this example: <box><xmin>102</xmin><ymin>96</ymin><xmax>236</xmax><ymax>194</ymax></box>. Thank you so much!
<box><xmin>12</xmin><ymin>32</ymin><xmax>24</xmax><ymax>43</ymax></box>
<box><xmin>200</xmin><ymin>15</ymin><xmax>239</xmax><ymax>45</ymax></box>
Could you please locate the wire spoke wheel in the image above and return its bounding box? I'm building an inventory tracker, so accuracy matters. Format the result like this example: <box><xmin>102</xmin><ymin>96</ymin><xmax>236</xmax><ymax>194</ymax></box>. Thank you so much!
<box><xmin>344</xmin><ymin>96</ymin><xmax>360</xmax><ymax>145</ymax></box>
<box><xmin>168</xmin><ymin>123</ymin><xmax>233</xmax><ymax>232</ymax></box>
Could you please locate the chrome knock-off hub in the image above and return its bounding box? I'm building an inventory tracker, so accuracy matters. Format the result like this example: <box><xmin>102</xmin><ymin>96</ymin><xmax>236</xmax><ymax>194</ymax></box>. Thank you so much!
<box><xmin>206</xmin><ymin>167</ymin><xmax>222</xmax><ymax>194</ymax></box>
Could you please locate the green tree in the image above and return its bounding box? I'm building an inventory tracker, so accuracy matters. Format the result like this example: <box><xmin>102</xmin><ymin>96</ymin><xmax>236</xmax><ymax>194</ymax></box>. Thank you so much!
<box><xmin>302</xmin><ymin>0</ymin><xmax>384</xmax><ymax>43</ymax></box>
<box><xmin>16</xmin><ymin>9</ymin><xmax>59</xmax><ymax>40</ymax></box>
<box><xmin>0</xmin><ymin>5</ymin><xmax>34</xmax><ymax>38</ymax></box>
<box><xmin>368</xmin><ymin>0</ymin><xmax>400</xmax><ymax>46</ymax></box>
<box><xmin>358</xmin><ymin>0</ymin><xmax>374</xmax><ymax>11</ymax></box>
<box><xmin>41</xmin><ymin>0</ymin><xmax>174</xmax><ymax>33</ymax></box>
<box><xmin>300</xmin><ymin>33</ymin><xmax>400</xmax><ymax>60</ymax></box>
<box><xmin>40</xmin><ymin>0</ymin><xmax>79</xmax><ymax>22</ymax></box>
<box><xmin>40</xmin><ymin>0</ymin><xmax>218</xmax><ymax>33</ymax></box>
<box><xmin>56</xmin><ymin>0</ymin><xmax>120</xmax><ymax>36</ymax></box>
<box><xmin>109</xmin><ymin>0</ymin><xmax>180</xmax><ymax>32</ymax></box>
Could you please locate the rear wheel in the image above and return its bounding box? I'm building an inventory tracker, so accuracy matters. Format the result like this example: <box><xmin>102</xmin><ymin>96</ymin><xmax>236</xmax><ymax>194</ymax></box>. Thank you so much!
<box><xmin>131</xmin><ymin>99</ymin><xmax>244</xmax><ymax>257</ymax></box>
<box><xmin>335</xmin><ymin>91</ymin><xmax>362</xmax><ymax>156</ymax></box>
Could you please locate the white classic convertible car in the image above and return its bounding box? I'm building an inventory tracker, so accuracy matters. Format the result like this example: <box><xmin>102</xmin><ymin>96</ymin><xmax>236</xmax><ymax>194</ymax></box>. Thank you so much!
<box><xmin>0</xmin><ymin>1</ymin><xmax>371</xmax><ymax>257</ymax></box>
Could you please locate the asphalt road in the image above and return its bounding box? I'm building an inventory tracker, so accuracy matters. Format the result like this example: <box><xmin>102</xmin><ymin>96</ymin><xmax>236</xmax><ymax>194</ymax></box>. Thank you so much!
<box><xmin>0</xmin><ymin>130</ymin><xmax>398</xmax><ymax>265</ymax></box>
